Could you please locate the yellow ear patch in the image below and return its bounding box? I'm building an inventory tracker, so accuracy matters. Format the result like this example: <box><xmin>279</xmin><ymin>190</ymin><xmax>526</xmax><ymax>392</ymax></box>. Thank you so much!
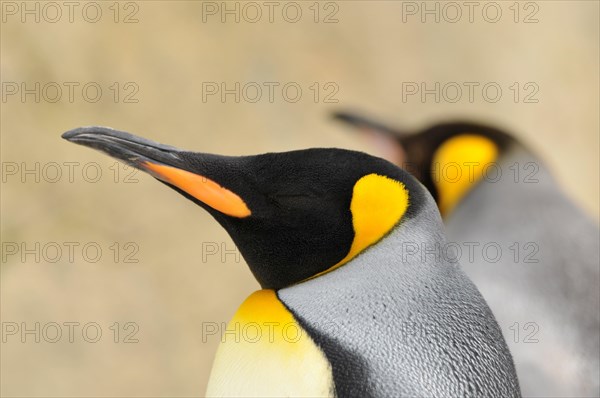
<box><xmin>312</xmin><ymin>173</ymin><xmax>409</xmax><ymax>278</ymax></box>
<box><xmin>432</xmin><ymin>134</ymin><xmax>498</xmax><ymax>216</ymax></box>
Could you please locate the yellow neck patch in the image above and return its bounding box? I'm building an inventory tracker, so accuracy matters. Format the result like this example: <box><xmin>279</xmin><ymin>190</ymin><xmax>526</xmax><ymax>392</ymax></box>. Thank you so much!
<box><xmin>229</xmin><ymin>289</ymin><xmax>294</xmax><ymax>324</ymax></box>
<box><xmin>206</xmin><ymin>289</ymin><xmax>333</xmax><ymax>396</ymax></box>
<box><xmin>432</xmin><ymin>134</ymin><xmax>498</xmax><ymax>216</ymax></box>
<box><xmin>311</xmin><ymin>173</ymin><xmax>409</xmax><ymax>279</ymax></box>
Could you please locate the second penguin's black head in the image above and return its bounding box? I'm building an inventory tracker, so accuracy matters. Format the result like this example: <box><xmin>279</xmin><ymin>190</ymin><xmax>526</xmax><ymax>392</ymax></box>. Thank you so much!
<box><xmin>332</xmin><ymin>111</ymin><xmax>518</xmax><ymax>215</ymax></box>
<box><xmin>62</xmin><ymin>127</ymin><xmax>426</xmax><ymax>289</ymax></box>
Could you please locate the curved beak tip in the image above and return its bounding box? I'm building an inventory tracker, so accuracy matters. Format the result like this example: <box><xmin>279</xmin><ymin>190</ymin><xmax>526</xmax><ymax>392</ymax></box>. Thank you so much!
<box><xmin>62</xmin><ymin>127</ymin><xmax>86</xmax><ymax>141</ymax></box>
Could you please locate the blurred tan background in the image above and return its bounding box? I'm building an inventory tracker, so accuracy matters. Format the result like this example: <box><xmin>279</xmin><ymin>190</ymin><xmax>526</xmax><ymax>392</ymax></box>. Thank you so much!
<box><xmin>1</xmin><ymin>1</ymin><xmax>598</xmax><ymax>396</ymax></box>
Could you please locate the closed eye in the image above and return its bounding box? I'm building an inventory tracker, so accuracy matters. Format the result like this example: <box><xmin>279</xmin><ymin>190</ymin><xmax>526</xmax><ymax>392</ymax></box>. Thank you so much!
<box><xmin>270</xmin><ymin>192</ymin><xmax>319</xmax><ymax>209</ymax></box>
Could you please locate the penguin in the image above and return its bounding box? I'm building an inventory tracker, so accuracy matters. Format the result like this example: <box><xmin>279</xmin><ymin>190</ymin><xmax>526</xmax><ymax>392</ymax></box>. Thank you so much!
<box><xmin>332</xmin><ymin>111</ymin><xmax>600</xmax><ymax>397</ymax></box>
<box><xmin>62</xmin><ymin>126</ymin><xmax>521</xmax><ymax>397</ymax></box>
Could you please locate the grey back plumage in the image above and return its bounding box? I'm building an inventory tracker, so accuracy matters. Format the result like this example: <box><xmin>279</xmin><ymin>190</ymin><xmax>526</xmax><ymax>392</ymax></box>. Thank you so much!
<box><xmin>279</xmin><ymin>185</ymin><xmax>521</xmax><ymax>398</ymax></box>
<box><xmin>448</xmin><ymin>146</ymin><xmax>600</xmax><ymax>397</ymax></box>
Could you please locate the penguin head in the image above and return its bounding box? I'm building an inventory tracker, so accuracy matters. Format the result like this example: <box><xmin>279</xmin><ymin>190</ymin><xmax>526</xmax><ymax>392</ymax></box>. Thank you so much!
<box><xmin>63</xmin><ymin>127</ymin><xmax>426</xmax><ymax>289</ymax></box>
<box><xmin>333</xmin><ymin>112</ymin><xmax>516</xmax><ymax>216</ymax></box>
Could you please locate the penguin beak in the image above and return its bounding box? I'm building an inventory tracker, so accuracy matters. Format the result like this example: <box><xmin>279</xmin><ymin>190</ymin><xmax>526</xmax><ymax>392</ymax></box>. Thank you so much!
<box><xmin>62</xmin><ymin>126</ymin><xmax>251</xmax><ymax>218</ymax></box>
<box><xmin>332</xmin><ymin>111</ymin><xmax>408</xmax><ymax>166</ymax></box>
<box><xmin>331</xmin><ymin>111</ymin><xmax>401</xmax><ymax>138</ymax></box>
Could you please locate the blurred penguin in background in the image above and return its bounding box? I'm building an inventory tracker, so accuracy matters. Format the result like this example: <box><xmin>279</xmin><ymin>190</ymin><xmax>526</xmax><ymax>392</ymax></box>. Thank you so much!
<box><xmin>333</xmin><ymin>111</ymin><xmax>600</xmax><ymax>397</ymax></box>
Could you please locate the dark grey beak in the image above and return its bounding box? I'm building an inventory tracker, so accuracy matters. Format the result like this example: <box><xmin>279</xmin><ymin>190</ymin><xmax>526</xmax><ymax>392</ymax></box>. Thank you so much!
<box><xmin>331</xmin><ymin>111</ymin><xmax>403</xmax><ymax>138</ymax></box>
<box><xmin>62</xmin><ymin>126</ymin><xmax>184</xmax><ymax>170</ymax></box>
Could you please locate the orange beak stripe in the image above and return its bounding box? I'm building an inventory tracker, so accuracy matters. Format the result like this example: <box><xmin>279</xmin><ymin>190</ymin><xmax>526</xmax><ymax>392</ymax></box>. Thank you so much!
<box><xmin>143</xmin><ymin>161</ymin><xmax>251</xmax><ymax>218</ymax></box>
